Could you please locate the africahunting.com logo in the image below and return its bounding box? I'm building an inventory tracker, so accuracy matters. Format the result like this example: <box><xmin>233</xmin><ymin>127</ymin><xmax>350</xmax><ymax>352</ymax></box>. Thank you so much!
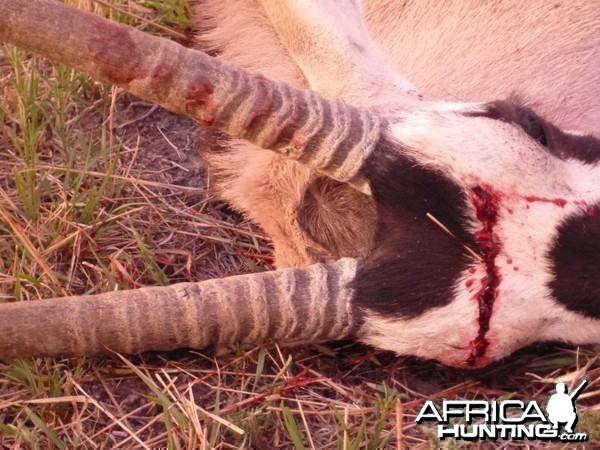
<box><xmin>416</xmin><ymin>381</ymin><xmax>588</xmax><ymax>442</ymax></box>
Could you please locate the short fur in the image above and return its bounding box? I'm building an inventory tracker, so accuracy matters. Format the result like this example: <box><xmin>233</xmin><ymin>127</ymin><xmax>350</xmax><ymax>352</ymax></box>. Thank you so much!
<box><xmin>191</xmin><ymin>0</ymin><xmax>600</xmax><ymax>367</ymax></box>
<box><xmin>549</xmin><ymin>207</ymin><xmax>600</xmax><ymax>318</ymax></box>
<box><xmin>191</xmin><ymin>0</ymin><xmax>600</xmax><ymax>269</ymax></box>
<box><xmin>3</xmin><ymin>0</ymin><xmax>600</xmax><ymax>366</ymax></box>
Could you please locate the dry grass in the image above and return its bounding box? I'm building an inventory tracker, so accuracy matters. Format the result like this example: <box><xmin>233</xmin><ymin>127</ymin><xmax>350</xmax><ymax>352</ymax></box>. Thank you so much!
<box><xmin>0</xmin><ymin>1</ymin><xmax>599</xmax><ymax>448</ymax></box>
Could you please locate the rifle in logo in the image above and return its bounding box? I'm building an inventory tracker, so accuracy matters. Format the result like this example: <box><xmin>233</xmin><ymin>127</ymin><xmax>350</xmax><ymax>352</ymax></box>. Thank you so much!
<box><xmin>546</xmin><ymin>380</ymin><xmax>587</xmax><ymax>434</ymax></box>
<box><xmin>415</xmin><ymin>379</ymin><xmax>589</xmax><ymax>442</ymax></box>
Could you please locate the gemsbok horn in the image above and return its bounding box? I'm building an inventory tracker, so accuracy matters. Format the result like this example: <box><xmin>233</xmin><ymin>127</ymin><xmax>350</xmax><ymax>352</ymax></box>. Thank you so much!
<box><xmin>1</xmin><ymin>0</ymin><xmax>600</xmax><ymax>368</ymax></box>
<box><xmin>0</xmin><ymin>0</ymin><xmax>369</xmax><ymax>361</ymax></box>
<box><xmin>0</xmin><ymin>0</ymin><xmax>378</xmax><ymax>194</ymax></box>
<box><xmin>0</xmin><ymin>259</ymin><xmax>359</xmax><ymax>359</ymax></box>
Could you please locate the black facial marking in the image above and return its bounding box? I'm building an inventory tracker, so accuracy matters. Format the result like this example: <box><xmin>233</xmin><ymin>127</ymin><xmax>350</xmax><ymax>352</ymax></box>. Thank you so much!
<box><xmin>548</xmin><ymin>205</ymin><xmax>600</xmax><ymax>318</ymax></box>
<box><xmin>352</xmin><ymin>133</ymin><xmax>474</xmax><ymax>318</ymax></box>
<box><xmin>520</xmin><ymin>109</ymin><xmax>548</xmax><ymax>147</ymax></box>
<box><xmin>543</xmin><ymin>129</ymin><xmax>600</xmax><ymax>164</ymax></box>
<box><xmin>467</xmin><ymin>99</ymin><xmax>600</xmax><ymax>163</ymax></box>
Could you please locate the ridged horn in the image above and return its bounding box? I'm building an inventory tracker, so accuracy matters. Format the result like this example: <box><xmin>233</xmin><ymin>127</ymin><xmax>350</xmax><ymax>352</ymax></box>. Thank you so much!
<box><xmin>0</xmin><ymin>258</ymin><xmax>360</xmax><ymax>359</ymax></box>
<box><xmin>0</xmin><ymin>0</ymin><xmax>379</xmax><ymax>193</ymax></box>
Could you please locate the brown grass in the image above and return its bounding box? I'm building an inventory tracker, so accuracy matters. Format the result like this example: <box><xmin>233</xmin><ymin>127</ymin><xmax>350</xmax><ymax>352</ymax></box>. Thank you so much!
<box><xmin>0</xmin><ymin>1</ymin><xmax>598</xmax><ymax>448</ymax></box>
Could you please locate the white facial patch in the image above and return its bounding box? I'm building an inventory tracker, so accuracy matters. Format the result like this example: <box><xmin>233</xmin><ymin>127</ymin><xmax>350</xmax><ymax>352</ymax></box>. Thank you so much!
<box><xmin>366</xmin><ymin>104</ymin><xmax>600</xmax><ymax>365</ymax></box>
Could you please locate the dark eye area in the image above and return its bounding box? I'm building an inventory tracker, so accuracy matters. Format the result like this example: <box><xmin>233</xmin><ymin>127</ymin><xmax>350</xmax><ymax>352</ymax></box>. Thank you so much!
<box><xmin>466</xmin><ymin>101</ymin><xmax>554</xmax><ymax>150</ymax></box>
<box><xmin>520</xmin><ymin>111</ymin><xmax>548</xmax><ymax>147</ymax></box>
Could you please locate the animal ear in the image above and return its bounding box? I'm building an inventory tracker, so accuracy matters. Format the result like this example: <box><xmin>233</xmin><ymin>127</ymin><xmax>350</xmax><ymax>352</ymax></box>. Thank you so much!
<box><xmin>297</xmin><ymin>177</ymin><xmax>377</xmax><ymax>260</ymax></box>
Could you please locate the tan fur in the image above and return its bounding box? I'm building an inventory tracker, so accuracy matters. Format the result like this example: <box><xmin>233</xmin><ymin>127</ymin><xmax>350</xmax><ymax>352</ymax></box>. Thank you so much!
<box><xmin>2</xmin><ymin>0</ymin><xmax>599</xmax><ymax>364</ymax></box>
<box><xmin>192</xmin><ymin>0</ymin><xmax>379</xmax><ymax>267</ymax></box>
<box><xmin>192</xmin><ymin>0</ymin><xmax>600</xmax><ymax>268</ymax></box>
<box><xmin>364</xmin><ymin>0</ymin><xmax>600</xmax><ymax>131</ymax></box>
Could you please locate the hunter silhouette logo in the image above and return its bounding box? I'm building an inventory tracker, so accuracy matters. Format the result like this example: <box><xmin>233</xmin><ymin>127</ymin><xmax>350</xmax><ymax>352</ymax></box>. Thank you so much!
<box><xmin>546</xmin><ymin>380</ymin><xmax>587</xmax><ymax>434</ymax></box>
<box><xmin>416</xmin><ymin>380</ymin><xmax>588</xmax><ymax>442</ymax></box>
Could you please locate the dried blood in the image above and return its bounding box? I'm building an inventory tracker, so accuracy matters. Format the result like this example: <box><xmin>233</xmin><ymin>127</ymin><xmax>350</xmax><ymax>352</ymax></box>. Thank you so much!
<box><xmin>185</xmin><ymin>77</ymin><xmax>216</xmax><ymax>125</ymax></box>
<box><xmin>88</xmin><ymin>16</ymin><xmax>142</xmax><ymax>85</ymax></box>
<box><xmin>523</xmin><ymin>195</ymin><xmax>567</xmax><ymax>207</ymax></box>
<box><xmin>466</xmin><ymin>185</ymin><xmax>503</xmax><ymax>366</ymax></box>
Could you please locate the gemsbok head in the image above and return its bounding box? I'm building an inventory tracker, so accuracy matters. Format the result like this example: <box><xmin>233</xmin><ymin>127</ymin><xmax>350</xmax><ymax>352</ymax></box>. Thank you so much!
<box><xmin>0</xmin><ymin>0</ymin><xmax>599</xmax><ymax>368</ymax></box>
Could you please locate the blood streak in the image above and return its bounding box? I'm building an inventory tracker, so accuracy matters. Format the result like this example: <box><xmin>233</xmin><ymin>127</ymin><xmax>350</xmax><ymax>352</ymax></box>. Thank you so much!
<box><xmin>88</xmin><ymin>17</ymin><xmax>143</xmax><ymax>85</ymax></box>
<box><xmin>522</xmin><ymin>195</ymin><xmax>592</xmax><ymax>213</ymax></box>
<box><xmin>463</xmin><ymin>187</ymin><xmax>590</xmax><ymax>365</ymax></box>
<box><xmin>523</xmin><ymin>195</ymin><xmax>567</xmax><ymax>207</ymax></box>
<box><xmin>467</xmin><ymin>185</ymin><xmax>503</xmax><ymax>366</ymax></box>
<box><xmin>185</xmin><ymin>76</ymin><xmax>216</xmax><ymax>126</ymax></box>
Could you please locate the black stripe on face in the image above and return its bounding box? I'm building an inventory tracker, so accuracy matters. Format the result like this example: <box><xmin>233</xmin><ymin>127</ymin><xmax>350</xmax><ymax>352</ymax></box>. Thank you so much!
<box><xmin>351</xmin><ymin>133</ymin><xmax>474</xmax><ymax>318</ymax></box>
<box><xmin>544</xmin><ymin>129</ymin><xmax>600</xmax><ymax>164</ymax></box>
<box><xmin>548</xmin><ymin>204</ymin><xmax>600</xmax><ymax>318</ymax></box>
<box><xmin>467</xmin><ymin>99</ymin><xmax>600</xmax><ymax>164</ymax></box>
